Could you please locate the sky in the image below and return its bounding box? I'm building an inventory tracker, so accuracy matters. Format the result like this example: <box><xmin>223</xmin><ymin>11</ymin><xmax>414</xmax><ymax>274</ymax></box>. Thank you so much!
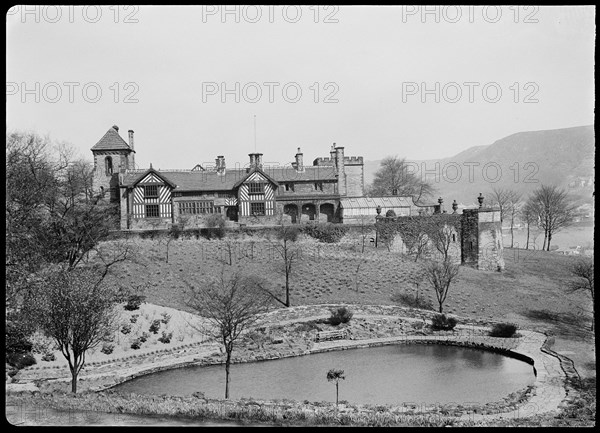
<box><xmin>6</xmin><ymin>5</ymin><xmax>595</xmax><ymax>171</ymax></box>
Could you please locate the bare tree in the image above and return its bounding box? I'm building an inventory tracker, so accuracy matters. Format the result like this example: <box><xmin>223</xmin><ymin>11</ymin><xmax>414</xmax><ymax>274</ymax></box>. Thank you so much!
<box><xmin>261</xmin><ymin>224</ymin><xmax>301</xmax><ymax>307</ymax></box>
<box><xmin>185</xmin><ymin>269</ymin><xmax>271</xmax><ymax>399</ymax></box>
<box><xmin>528</xmin><ymin>185</ymin><xmax>575</xmax><ymax>251</ymax></box>
<box><xmin>520</xmin><ymin>200</ymin><xmax>539</xmax><ymax>250</ymax></box>
<box><xmin>423</xmin><ymin>259</ymin><xmax>460</xmax><ymax>313</ymax></box>
<box><xmin>489</xmin><ymin>187</ymin><xmax>513</xmax><ymax>224</ymax></box>
<box><xmin>568</xmin><ymin>258</ymin><xmax>594</xmax><ymax>331</ymax></box>
<box><xmin>424</xmin><ymin>217</ymin><xmax>460</xmax><ymax>262</ymax></box>
<box><xmin>369</xmin><ymin>156</ymin><xmax>434</xmax><ymax>203</ymax></box>
<box><xmin>28</xmin><ymin>265</ymin><xmax>123</xmax><ymax>393</ymax></box>
<box><xmin>506</xmin><ymin>191</ymin><xmax>523</xmax><ymax>248</ymax></box>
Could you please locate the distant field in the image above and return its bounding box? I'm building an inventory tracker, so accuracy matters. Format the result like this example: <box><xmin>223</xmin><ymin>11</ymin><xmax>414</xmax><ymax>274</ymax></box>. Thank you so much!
<box><xmin>102</xmin><ymin>233</ymin><xmax>595</xmax><ymax>378</ymax></box>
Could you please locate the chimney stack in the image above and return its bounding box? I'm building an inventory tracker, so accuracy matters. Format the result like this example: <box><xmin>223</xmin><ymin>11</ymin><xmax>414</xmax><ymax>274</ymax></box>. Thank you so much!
<box><xmin>294</xmin><ymin>147</ymin><xmax>304</xmax><ymax>171</ymax></box>
<box><xmin>215</xmin><ymin>155</ymin><xmax>226</xmax><ymax>174</ymax></box>
<box><xmin>330</xmin><ymin>143</ymin><xmax>336</xmax><ymax>166</ymax></box>
<box><xmin>249</xmin><ymin>153</ymin><xmax>262</xmax><ymax>169</ymax></box>
<box><xmin>127</xmin><ymin>129</ymin><xmax>135</xmax><ymax>169</ymax></box>
<box><xmin>335</xmin><ymin>145</ymin><xmax>346</xmax><ymax>195</ymax></box>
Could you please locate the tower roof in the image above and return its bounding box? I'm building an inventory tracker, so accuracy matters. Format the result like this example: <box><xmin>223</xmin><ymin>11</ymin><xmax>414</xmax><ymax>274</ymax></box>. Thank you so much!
<box><xmin>91</xmin><ymin>125</ymin><xmax>133</xmax><ymax>152</ymax></box>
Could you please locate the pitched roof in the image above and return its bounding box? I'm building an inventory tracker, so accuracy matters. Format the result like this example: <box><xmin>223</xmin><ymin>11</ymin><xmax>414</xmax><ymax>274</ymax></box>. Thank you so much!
<box><xmin>120</xmin><ymin>165</ymin><xmax>337</xmax><ymax>192</ymax></box>
<box><xmin>91</xmin><ymin>125</ymin><xmax>133</xmax><ymax>152</ymax></box>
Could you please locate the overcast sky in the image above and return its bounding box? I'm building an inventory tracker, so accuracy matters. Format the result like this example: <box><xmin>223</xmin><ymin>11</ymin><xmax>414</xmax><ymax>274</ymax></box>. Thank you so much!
<box><xmin>6</xmin><ymin>5</ymin><xmax>595</xmax><ymax>170</ymax></box>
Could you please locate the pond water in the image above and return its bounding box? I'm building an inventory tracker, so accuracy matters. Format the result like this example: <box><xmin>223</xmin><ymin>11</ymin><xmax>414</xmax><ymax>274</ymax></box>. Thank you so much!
<box><xmin>115</xmin><ymin>344</ymin><xmax>535</xmax><ymax>405</ymax></box>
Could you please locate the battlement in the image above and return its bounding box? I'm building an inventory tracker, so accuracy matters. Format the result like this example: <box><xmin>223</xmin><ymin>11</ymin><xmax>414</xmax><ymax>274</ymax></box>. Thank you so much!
<box><xmin>344</xmin><ymin>156</ymin><xmax>363</xmax><ymax>165</ymax></box>
<box><xmin>313</xmin><ymin>157</ymin><xmax>334</xmax><ymax>166</ymax></box>
<box><xmin>313</xmin><ymin>156</ymin><xmax>363</xmax><ymax>166</ymax></box>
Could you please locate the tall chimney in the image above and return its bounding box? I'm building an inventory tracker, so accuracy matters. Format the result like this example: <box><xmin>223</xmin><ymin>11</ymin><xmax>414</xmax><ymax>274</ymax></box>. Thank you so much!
<box><xmin>128</xmin><ymin>129</ymin><xmax>135</xmax><ymax>170</ymax></box>
<box><xmin>248</xmin><ymin>153</ymin><xmax>256</xmax><ymax>168</ymax></box>
<box><xmin>330</xmin><ymin>143</ymin><xmax>336</xmax><ymax>167</ymax></box>
<box><xmin>295</xmin><ymin>147</ymin><xmax>304</xmax><ymax>171</ymax></box>
<box><xmin>215</xmin><ymin>155</ymin><xmax>225</xmax><ymax>174</ymax></box>
<box><xmin>255</xmin><ymin>153</ymin><xmax>263</xmax><ymax>169</ymax></box>
<box><xmin>335</xmin><ymin>145</ymin><xmax>346</xmax><ymax>196</ymax></box>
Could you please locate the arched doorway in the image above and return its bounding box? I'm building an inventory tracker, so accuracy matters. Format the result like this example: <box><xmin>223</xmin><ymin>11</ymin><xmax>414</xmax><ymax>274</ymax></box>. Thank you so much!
<box><xmin>226</xmin><ymin>206</ymin><xmax>238</xmax><ymax>222</ymax></box>
<box><xmin>302</xmin><ymin>203</ymin><xmax>316</xmax><ymax>221</ymax></box>
<box><xmin>283</xmin><ymin>203</ymin><xmax>298</xmax><ymax>223</ymax></box>
<box><xmin>320</xmin><ymin>203</ymin><xmax>335</xmax><ymax>222</ymax></box>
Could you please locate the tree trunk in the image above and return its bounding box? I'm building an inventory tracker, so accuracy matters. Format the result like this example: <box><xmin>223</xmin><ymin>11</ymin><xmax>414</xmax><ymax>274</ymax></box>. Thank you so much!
<box><xmin>510</xmin><ymin>222</ymin><xmax>514</xmax><ymax>248</ymax></box>
<box><xmin>546</xmin><ymin>232</ymin><xmax>552</xmax><ymax>251</ymax></box>
<box><xmin>525</xmin><ymin>224</ymin><xmax>530</xmax><ymax>250</ymax></box>
<box><xmin>285</xmin><ymin>272</ymin><xmax>290</xmax><ymax>307</ymax></box>
<box><xmin>439</xmin><ymin>303</ymin><xmax>443</xmax><ymax>313</ymax></box>
<box><xmin>71</xmin><ymin>370</ymin><xmax>78</xmax><ymax>393</ymax></box>
<box><xmin>225</xmin><ymin>351</ymin><xmax>231</xmax><ymax>399</ymax></box>
<box><xmin>336</xmin><ymin>382</ymin><xmax>339</xmax><ymax>409</ymax></box>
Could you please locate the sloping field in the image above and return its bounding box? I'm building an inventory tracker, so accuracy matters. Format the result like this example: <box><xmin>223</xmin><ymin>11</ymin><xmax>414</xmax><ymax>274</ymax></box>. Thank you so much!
<box><xmin>102</xmin><ymin>234</ymin><xmax>595</xmax><ymax>378</ymax></box>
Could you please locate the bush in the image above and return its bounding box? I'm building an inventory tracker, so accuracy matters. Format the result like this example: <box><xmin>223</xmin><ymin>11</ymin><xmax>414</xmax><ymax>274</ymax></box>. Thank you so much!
<box><xmin>149</xmin><ymin>319</ymin><xmax>161</xmax><ymax>334</ymax></box>
<box><xmin>7</xmin><ymin>352</ymin><xmax>37</xmax><ymax>369</ymax></box>
<box><xmin>41</xmin><ymin>352</ymin><xmax>56</xmax><ymax>362</ymax></box>
<box><xmin>124</xmin><ymin>295</ymin><xmax>146</xmax><ymax>311</ymax></box>
<box><xmin>490</xmin><ymin>323</ymin><xmax>518</xmax><ymax>338</ymax></box>
<box><xmin>121</xmin><ymin>324</ymin><xmax>132</xmax><ymax>334</ymax></box>
<box><xmin>328</xmin><ymin>307</ymin><xmax>353</xmax><ymax>326</ymax></box>
<box><xmin>160</xmin><ymin>312</ymin><xmax>171</xmax><ymax>324</ymax></box>
<box><xmin>304</xmin><ymin>223</ymin><xmax>349</xmax><ymax>243</ymax></box>
<box><xmin>203</xmin><ymin>214</ymin><xmax>226</xmax><ymax>239</ymax></box>
<box><xmin>385</xmin><ymin>209</ymin><xmax>396</xmax><ymax>218</ymax></box>
<box><xmin>139</xmin><ymin>332</ymin><xmax>150</xmax><ymax>343</ymax></box>
<box><xmin>431</xmin><ymin>314</ymin><xmax>457</xmax><ymax>331</ymax></box>
<box><xmin>130</xmin><ymin>339</ymin><xmax>142</xmax><ymax>350</ymax></box>
<box><xmin>130</xmin><ymin>314</ymin><xmax>139</xmax><ymax>324</ymax></box>
<box><xmin>101</xmin><ymin>342</ymin><xmax>114</xmax><ymax>355</ymax></box>
<box><xmin>5</xmin><ymin>321</ymin><xmax>33</xmax><ymax>354</ymax></box>
<box><xmin>158</xmin><ymin>331</ymin><xmax>173</xmax><ymax>344</ymax></box>
<box><xmin>391</xmin><ymin>292</ymin><xmax>434</xmax><ymax>311</ymax></box>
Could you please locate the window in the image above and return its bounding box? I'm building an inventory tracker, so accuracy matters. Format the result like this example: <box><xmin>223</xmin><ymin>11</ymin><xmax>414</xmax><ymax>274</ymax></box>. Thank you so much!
<box><xmin>285</xmin><ymin>183</ymin><xmax>294</xmax><ymax>192</ymax></box>
<box><xmin>314</xmin><ymin>182</ymin><xmax>323</xmax><ymax>191</ymax></box>
<box><xmin>248</xmin><ymin>183</ymin><xmax>264</xmax><ymax>194</ymax></box>
<box><xmin>144</xmin><ymin>185</ymin><xmax>159</xmax><ymax>198</ymax></box>
<box><xmin>452</xmin><ymin>234</ymin><xmax>456</xmax><ymax>242</ymax></box>
<box><xmin>250</xmin><ymin>202</ymin><xmax>266</xmax><ymax>215</ymax></box>
<box><xmin>178</xmin><ymin>201</ymin><xmax>215</xmax><ymax>214</ymax></box>
<box><xmin>105</xmin><ymin>156</ymin><xmax>113</xmax><ymax>176</ymax></box>
<box><xmin>146</xmin><ymin>204</ymin><xmax>159</xmax><ymax>218</ymax></box>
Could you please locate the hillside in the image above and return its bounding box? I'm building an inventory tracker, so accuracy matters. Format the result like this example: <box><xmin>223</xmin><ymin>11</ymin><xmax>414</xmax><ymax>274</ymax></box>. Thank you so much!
<box><xmin>364</xmin><ymin>125</ymin><xmax>595</xmax><ymax>206</ymax></box>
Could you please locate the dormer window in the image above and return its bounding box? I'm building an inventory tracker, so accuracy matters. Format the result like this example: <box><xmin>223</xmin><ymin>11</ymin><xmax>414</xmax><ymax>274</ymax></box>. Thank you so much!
<box><xmin>285</xmin><ymin>183</ymin><xmax>294</xmax><ymax>192</ymax></box>
<box><xmin>314</xmin><ymin>182</ymin><xmax>323</xmax><ymax>191</ymax></box>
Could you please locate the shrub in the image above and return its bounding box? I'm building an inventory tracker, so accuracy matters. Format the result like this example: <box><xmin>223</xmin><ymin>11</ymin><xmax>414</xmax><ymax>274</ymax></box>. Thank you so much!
<box><xmin>158</xmin><ymin>331</ymin><xmax>173</xmax><ymax>344</ymax></box>
<box><xmin>431</xmin><ymin>314</ymin><xmax>457</xmax><ymax>331</ymax></box>
<box><xmin>139</xmin><ymin>332</ymin><xmax>150</xmax><ymax>343</ymax></box>
<box><xmin>130</xmin><ymin>339</ymin><xmax>142</xmax><ymax>350</ymax></box>
<box><xmin>149</xmin><ymin>319</ymin><xmax>161</xmax><ymax>334</ymax></box>
<box><xmin>7</xmin><ymin>352</ymin><xmax>37</xmax><ymax>369</ymax></box>
<box><xmin>204</xmin><ymin>214</ymin><xmax>226</xmax><ymax>239</ymax></box>
<box><xmin>304</xmin><ymin>223</ymin><xmax>349</xmax><ymax>243</ymax></box>
<box><xmin>130</xmin><ymin>314</ymin><xmax>139</xmax><ymax>324</ymax></box>
<box><xmin>391</xmin><ymin>291</ymin><xmax>434</xmax><ymax>310</ymax></box>
<box><xmin>160</xmin><ymin>312</ymin><xmax>171</xmax><ymax>324</ymax></box>
<box><xmin>121</xmin><ymin>324</ymin><xmax>132</xmax><ymax>334</ymax></box>
<box><xmin>328</xmin><ymin>307</ymin><xmax>353</xmax><ymax>326</ymax></box>
<box><xmin>101</xmin><ymin>343</ymin><xmax>114</xmax><ymax>355</ymax></box>
<box><xmin>5</xmin><ymin>321</ymin><xmax>33</xmax><ymax>354</ymax></box>
<box><xmin>489</xmin><ymin>323</ymin><xmax>518</xmax><ymax>338</ymax></box>
<box><xmin>41</xmin><ymin>352</ymin><xmax>56</xmax><ymax>362</ymax></box>
<box><xmin>124</xmin><ymin>295</ymin><xmax>146</xmax><ymax>311</ymax></box>
<box><xmin>385</xmin><ymin>209</ymin><xmax>396</xmax><ymax>218</ymax></box>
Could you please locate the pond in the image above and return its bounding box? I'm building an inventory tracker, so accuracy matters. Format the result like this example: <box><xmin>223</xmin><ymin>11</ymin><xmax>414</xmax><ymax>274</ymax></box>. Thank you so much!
<box><xmin>115</xmin><ymin>344</ymin><xmax>536</xmax><ymax>405</ymax></box>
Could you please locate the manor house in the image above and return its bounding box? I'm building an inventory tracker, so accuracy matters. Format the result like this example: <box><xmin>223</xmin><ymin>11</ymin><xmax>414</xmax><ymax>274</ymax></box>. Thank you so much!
<box><xmin>91</xmin><ymin>125</ymin><xmax>438</xmax><ymax>230</ymax></box>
